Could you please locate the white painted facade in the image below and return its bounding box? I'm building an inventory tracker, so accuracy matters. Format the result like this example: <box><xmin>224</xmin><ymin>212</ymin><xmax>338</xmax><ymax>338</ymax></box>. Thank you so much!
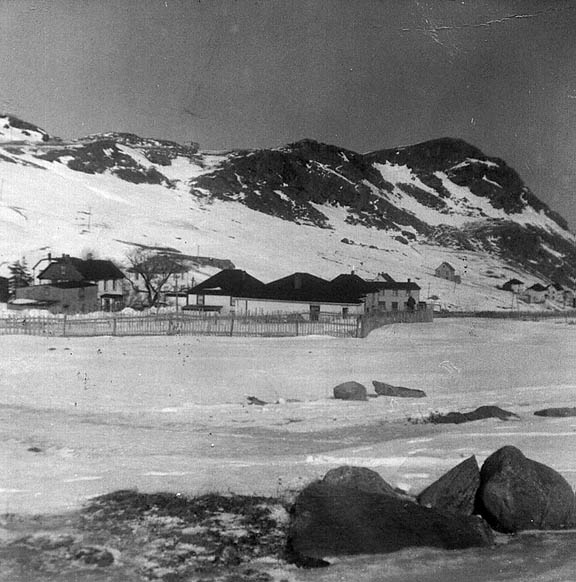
<box><xmin>364</xmin><ymin>288</ymin><xmax>420</xmax><ymax>312</ymax></box>
<box><xmin>185</xmin><ymin>293</ymin><xmax>363</xmax><ymax>319</ymax></box>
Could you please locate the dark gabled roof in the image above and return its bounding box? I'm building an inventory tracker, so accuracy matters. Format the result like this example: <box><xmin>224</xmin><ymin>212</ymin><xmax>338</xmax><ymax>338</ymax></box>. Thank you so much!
<box><xmin>189</xmin><ymin>269</ymin><xmax>418</xmax><ymax>304</ymax></box>
<box><xmin>528</xmin><ymin>283</ymin><xmax>549</xmax><ymax>292</ymax></box>
<box><xmin>436</xmin><ymin>262</ymin><xmax>455</xmax><ymax>271</ymax></box>
<box><xmin>263</xmin><ymin>272</ymin><xmax>336</xmax><ymax>302</ymax></box>
<box><xmin>330</xmin><ymin>273</ymin><xmax>373</xmax><ymax>295</ymax></box>
<box><xmin>501</xmin><ymin>278</ymin><xmax>524</xmax><ymax>291</ymax></box>
<box><xmin>38</xmin><ymin>256</ymin><xmax>124</xmax><ymax>281</ymax></box>
<box><xmin>552</xmin><ymin>283</ymin><xmax>564</xmax><ymax>291</ymax></box>
<box><xmin>68</xmin><ymin>257</ymin><xmax>125</xmax><ymax>280</ymax></box>
<box><xmin>188</xmin><ymin>269</ymin><xmax>266</xmax><ymax>297</ymax></box>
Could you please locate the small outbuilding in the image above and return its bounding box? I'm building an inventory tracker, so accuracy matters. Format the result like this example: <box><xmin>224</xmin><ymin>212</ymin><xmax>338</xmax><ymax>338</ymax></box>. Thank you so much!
<box><xmin>435</xmin><ymin>262</ymin><xmax>461</xmax><ymax>284</ymax></box>
<box><xmin>524</xmin><ymin>283</ymin><xmax>549</xmax><ymax>304</ymax></box>
<box><xmin>501</xmin><ymin>278</ymin><xmax>524</xmax><ymax>293</ymax></box>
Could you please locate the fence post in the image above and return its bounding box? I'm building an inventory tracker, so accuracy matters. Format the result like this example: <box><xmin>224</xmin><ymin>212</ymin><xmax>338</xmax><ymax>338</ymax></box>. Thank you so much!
<box><xmin>229</xmin><ymin>316</ymin><xmax>235</xmax><ymax>337</ymax></box>
<box><xmin>295</xmin><ymin>319</ymin><xmax>299</xmax><ymax>336</ymax></box>
<box><xmin>112</xmin><ymin>316</ymin><xmax>117</xmax><ymax>336</ymax></box>
<box><xmin>62</xmin><ymin>315</ymin><xmax>67</xmax><ymax>337</ymax></box>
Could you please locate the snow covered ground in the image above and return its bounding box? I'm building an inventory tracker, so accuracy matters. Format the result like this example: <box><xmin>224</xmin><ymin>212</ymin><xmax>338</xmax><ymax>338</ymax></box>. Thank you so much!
<box><xmin>2</xmin><ymin>318</ymin><xmax>576</xmax><ymax>580</ymax></box>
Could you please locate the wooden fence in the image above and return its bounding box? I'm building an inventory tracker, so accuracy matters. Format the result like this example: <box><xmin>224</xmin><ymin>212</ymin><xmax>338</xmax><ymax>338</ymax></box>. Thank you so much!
<box><xmin>0</xmin><ymin>312</ymin><xmax>361</xmax><ymax>338</ymax></box>
<box><xmin>358</xmin><ymin>308</ymin><xmax>434</xmax><ymax>337</ymax></box>
<box><xmin>0</xmin><ymin>308</ymin><xmax>440</xmax><ymax>339</ymax></box>
<box><xmin>434</xmin><ymin>310</ymin><xmax>576</xmax><ymax>321</ymax></box>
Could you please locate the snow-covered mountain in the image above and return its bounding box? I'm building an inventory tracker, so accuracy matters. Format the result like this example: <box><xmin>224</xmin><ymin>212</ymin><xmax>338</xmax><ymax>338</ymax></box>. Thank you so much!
<box><xmin>1</xmin><ymin>114</ymin><xmax>574</xmax><ymax>311</ymax></box>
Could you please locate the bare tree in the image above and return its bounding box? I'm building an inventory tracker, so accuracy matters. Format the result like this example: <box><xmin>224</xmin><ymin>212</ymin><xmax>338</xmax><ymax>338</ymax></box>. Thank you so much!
<box><xmin>126</xmin><ymin>249</ymin><xmax>189</xmax><ymax>307</ymax></box>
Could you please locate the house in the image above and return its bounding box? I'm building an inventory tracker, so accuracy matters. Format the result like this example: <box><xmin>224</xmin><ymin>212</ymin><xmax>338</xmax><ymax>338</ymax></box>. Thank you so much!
<box><xmin>435</xmin><ymin>262</ymin><xmax>461</xmax><ymax>284</ymax></box>
<box><xmin>524</xmin><ymin>283</ymin><xmax>549</xmax><ymax>304</ymax></box>
<box><xmin>548</xmin><ymin>283</ymin><xmax>564</xmax><ymax>303</ymax></box>
<box><xmin>563</xmin><ymin>288</ymin><xmax>576</xmax><ymax>308</ymax></box>
<box><xmin>185</xmin><ymin>270</ymin><xmax>365</xmax><ymax>320</ymax></box>
<box><xmin>125</xmin><ymin>253</ymin><xmax>201</xmax><ymax>305</ymax></box>
<box><xmin>37</xmin><ymin>254</ymin><xmax>126</xmax><ymax>311</ymax></box>
<box><xmin>363</xmin><ymin>274</ymin><xmax>421</xmax><ymax>312</ymax></box>
<box><xmin>501</xmin><ymin>278</ymin><xmax>524</xmax><ymax>293</ymax></box>
<box><xmin>12</xmin><ymin>281</ymin><xmax>99</xmax><ymax>314</ymax></box>
<box><xmin>185</xmin><ymin>269</ymin><xmax>266</xmax><ymax>314</ymax></box>
<box><xmin>186</xmin><ymin>269</ymin><xmax>422</xmax><ymax>318</ymax></box>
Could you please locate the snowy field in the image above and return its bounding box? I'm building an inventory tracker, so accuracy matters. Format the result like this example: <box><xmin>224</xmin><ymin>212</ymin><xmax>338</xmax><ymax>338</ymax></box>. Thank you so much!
<box><xmin>2</xmin><ymin>318</ymin><xmax>576</xmax><ymax>580</ymax></box>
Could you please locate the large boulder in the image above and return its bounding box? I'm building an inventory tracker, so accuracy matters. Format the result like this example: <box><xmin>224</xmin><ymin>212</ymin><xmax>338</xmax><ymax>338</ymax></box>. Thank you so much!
<box><xmin>477</xmin><ymin>445</ymin><xmax>576</xmax><ymax>533</ymax></box>
<box><xmin>333</xmin><ymin>381</ymin><xmax>368</xmax><ymax>401</ymax></box>
<box><xmin>417</xmin><ymin>456</ymin><xmax>480</xmax><ymax>515</ymax></box>
<box><xmin>321</xmin><ymin>466</ymin><xmax>398</xmax><ymax>497</ymax></box>
<box><xmin>287</xmin><ymin>480</ymin><xmax>493</xmax><ymax>564</ymax></box>
<box><xmin>372</xmin><ymin>381</ymin><xmax>426</xmax><ymax>398</ymax></box>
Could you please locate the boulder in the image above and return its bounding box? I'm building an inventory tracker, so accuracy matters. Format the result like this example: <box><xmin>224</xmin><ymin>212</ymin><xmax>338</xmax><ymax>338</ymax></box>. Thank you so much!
<box><xmin>417</xmin><ymin>456</ymin><xmax>480</xmax><ymax>515</ymax></box>
<box><xmin>534</xmin><ymin>407</ymin><xmax>576</xmax><ymax>418</ymax></box>
<box><xmin>373</xmin><ymin>381</ymin><xmax>426</xmax><ymax>398</ymax></box>
<box><xmin>321</xmin><ymin>466</ymin><xmax>398</xmax><ymax>497</ymax></box>
<box><xmin>477</xmin><ymin>445</ymin><xmax>576</xmax><ymax>533</ymax></box>
<box><xmin>430</xmin><ymin>406</ymin><xmax>518</xmax><ymax>424</ymax></box>
<box><xmin>333</xmin><ymin>381</ymin><xmax>368</xmax><ymax>401</ymax></box>
<box><xmin>287</xmin><ymin>480</ymin><xmax>493</xmax><ymax>564</ymax></box>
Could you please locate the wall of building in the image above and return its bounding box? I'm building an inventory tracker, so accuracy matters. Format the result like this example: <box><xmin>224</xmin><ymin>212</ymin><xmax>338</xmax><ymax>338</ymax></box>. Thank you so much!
<box><xmin>364</xmin><ymin>288</ymin><xmax>420</xmax><ymax>312</ymax></box>
<box><xmin>186</xmin><ymin>294</ymin><xmax>364</xmax><ymax>318</ymax></box>
<box><xmin>15</xmin><ymin>285</ymin><xmax>99</xmax><ymax>314</ymax></box>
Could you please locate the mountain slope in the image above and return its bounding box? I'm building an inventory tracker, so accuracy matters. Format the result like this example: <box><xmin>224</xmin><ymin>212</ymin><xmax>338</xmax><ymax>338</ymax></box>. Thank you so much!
<box><xmin>0</xmin><ymin>115</ymin><xmax>574</xmax><ymax>311</ymax></box>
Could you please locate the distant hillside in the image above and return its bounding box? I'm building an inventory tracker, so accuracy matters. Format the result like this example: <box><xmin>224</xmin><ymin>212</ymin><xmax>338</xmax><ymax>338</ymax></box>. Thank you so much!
<box><xmin>0</xmin><ymin>114</ymin><xmax>574</xmax><ymax>311</ymax></box>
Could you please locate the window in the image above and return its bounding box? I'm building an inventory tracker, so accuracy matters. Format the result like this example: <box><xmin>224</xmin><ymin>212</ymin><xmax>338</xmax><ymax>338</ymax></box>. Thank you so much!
<box><xmin>391</xmin><ymin>302</ymin><xmax>398</xmax><ymax>311</ymax></box>
<box><xmin>112</xmin><ymin>279</ymin><xmax>117</xmax><ymax>291</ymax></box>
<box><xmin>230</xmin><ymin>297</ymin><xmax>235</xmax><ymax>307</ymax></box>
<box><xmin>378</xmin><ymin>301</ymin><xmax>386</xmax><ymax>310</ymax></box>
<box><xmin>196</xmin><ymin>295</ymin><xmax>205</xmax><ymax>306</ymax></box>
<box><xmin>393</xmin><ymin>289</ymin><xmax>399</xmax><ymax>296</ymax></box>
<box><xmin>342</xmin><ymin>307</ymin><xmax>348</xmax><ymax>319</ymax></box>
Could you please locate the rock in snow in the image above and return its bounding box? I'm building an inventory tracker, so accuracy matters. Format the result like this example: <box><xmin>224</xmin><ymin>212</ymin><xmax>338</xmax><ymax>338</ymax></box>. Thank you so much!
<box><xmin>477</xmin><ymin>445</ymin><xmax>576</xmax><ymax>533</ymax></box>
<box><xmin>333</xmin><ymin>381</ymin><xmax>368</xmax><ymax>401</ymax></box>
<box><xmin>372</xmin><ymin>380</ymin><xmax>427</xmax><ymax>398</ymax></box>
<box><xmin>417</xmin><ymin>455</ymin><xmax>480</xmax><ymax>516</ymax></box>
<box><xmin>321</xmin><ymin>465</ymin><xmax>398</xmax><ymax>497</ymax></box>
<box><xmin>534</xmin><ymin>407</ymin><xmax>576</xmax><ymax>417</ymax></box>
<box><xmin>286</xmin><ymin>480</ymin><xmax>493</xmax><ymax>564</ymax></box>
<box><xmin>430</xmin><ymin>405</ymin><xmax>519</xmax><ymax>424</ymax></box>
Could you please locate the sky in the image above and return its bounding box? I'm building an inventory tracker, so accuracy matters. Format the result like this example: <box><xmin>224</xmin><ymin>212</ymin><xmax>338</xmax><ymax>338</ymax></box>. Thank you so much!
<box><xmin>1</xmin><ymin>0</ymin><xmax>576</xmax><ymax>228</ymax></box>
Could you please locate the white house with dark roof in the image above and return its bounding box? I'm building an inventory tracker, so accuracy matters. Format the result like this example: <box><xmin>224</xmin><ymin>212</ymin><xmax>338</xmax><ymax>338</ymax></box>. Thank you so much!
<box><xmin>36</xmin><ymin>254</ymin><xmax>126</xmax><ymax>311</ymax></box>
<box><xmin>524</xmin><ymin>283</ymin><xmax>549</xmax><ymax>304</ymax></box>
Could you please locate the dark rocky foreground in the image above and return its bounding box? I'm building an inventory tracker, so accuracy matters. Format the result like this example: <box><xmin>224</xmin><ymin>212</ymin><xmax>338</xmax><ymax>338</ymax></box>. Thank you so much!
<box><xmin>1</xmin><ymin>446</ymin><xmax>575</xmax><ymax>579</ymax></box>
<box><xmin>0</xmin><ymin>491</ymin><xmax>291</xmax><ymax>581</ymax></box>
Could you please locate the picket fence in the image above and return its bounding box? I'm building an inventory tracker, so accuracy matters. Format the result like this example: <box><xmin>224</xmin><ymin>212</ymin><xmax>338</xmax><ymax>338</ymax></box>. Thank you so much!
<box><xmin>0</xmin><ymin>312</ymin><xmax>361</xmax><ymax>338</ymax></box>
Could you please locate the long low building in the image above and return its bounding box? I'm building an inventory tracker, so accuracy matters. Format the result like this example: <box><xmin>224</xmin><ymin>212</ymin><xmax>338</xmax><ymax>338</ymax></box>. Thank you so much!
<box><xmin>184</xmin><ymin>269</ymin><xmax>421</xmax><ymax>318</ymax></box>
